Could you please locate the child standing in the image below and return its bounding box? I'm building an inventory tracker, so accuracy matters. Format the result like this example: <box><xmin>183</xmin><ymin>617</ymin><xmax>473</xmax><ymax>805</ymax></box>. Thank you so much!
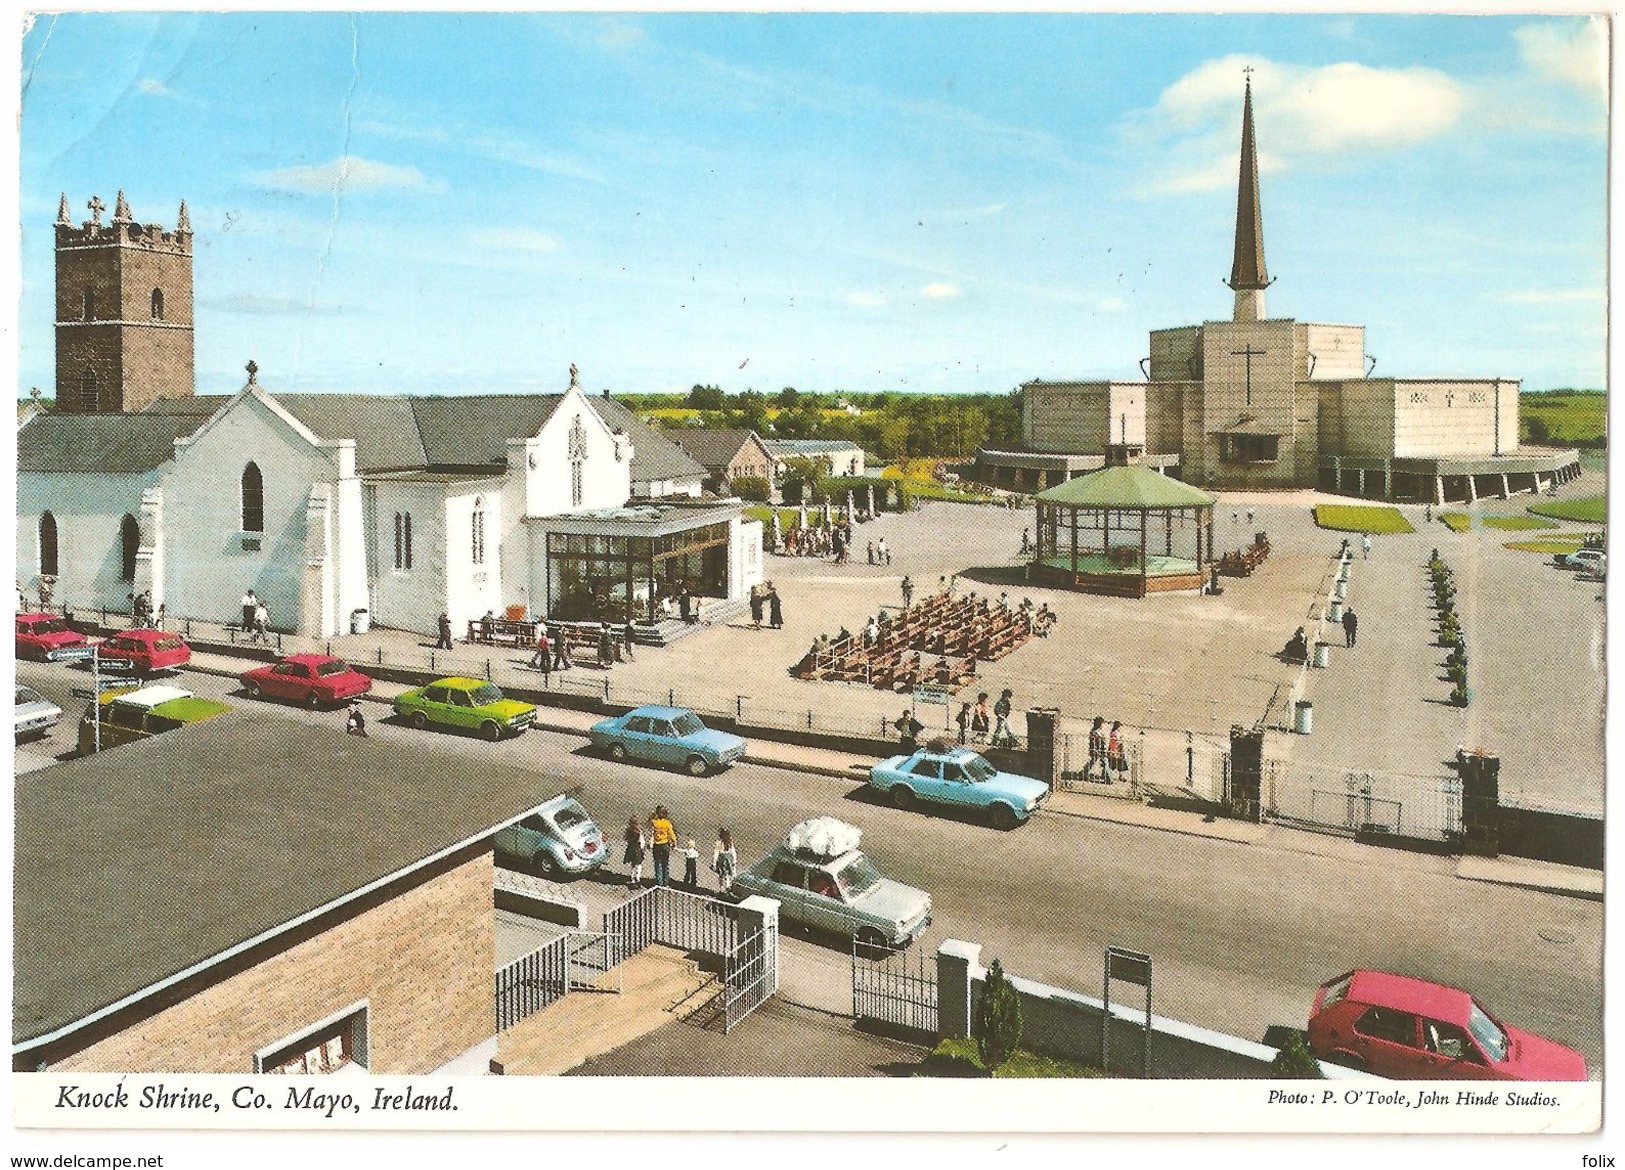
<box><xmin>623</xmin><ymin>817</ymin><xmax>647</xmax><ymax>888</ymax></box>
<box><xmin>711</xmin><ymin>829</ymin><xmax>737</xmax><ymax>893</ymax></box>
<box><xmin>681</xmin><ymin>839</ymin><xmax>700</xmax><ymax>888</ymax></box>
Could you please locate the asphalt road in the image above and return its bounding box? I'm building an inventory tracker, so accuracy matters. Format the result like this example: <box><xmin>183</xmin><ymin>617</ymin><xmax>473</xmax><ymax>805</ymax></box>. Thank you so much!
<box><xmin>18</xmin><ymin>660</ymin><xmax>1604</xmax><ymax>1075</ymax></box>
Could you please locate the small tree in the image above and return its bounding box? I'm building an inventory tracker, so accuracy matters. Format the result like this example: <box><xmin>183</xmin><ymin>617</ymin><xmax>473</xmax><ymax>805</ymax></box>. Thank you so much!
<box><xmin>730</xmin><ymin>475</ymin><xmax>771</xmax><ymax>502</ymax></box>
<box><xmin>972</xmin><ymin>958</ymin><xmax>1023</xmax><ymax>1071</ymax></box>
<box><xmin>1269</xmin><ymin>1031</ymin><xmax>1325</xmax><ymax>1078</ymax></box>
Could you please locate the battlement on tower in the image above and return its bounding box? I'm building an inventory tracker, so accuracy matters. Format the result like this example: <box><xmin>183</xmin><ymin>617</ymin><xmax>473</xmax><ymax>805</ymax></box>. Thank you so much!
<box><xmin>55</xmin><ymin>193</ymin><xmax>192</xmax><ymax>255</ymax></box>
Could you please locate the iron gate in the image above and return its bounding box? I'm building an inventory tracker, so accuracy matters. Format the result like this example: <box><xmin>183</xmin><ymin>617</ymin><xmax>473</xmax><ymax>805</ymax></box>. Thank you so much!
<box><xmin>852</xmin><ymin>943</ymin><xmax>937</xmax><ymax>1038</ymax></box>
<box><xmin>1263</xmin><ymin>760</ymin><xmax>1463</xmax><ymax>844</ymax></box>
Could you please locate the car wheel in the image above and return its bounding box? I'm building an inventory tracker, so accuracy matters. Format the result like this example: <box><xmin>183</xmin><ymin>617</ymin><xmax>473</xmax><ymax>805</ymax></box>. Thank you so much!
<box><xmin>245</xmin><ymin>681</ymin><xmax>261</xmax><ymax>698</ymax></box>
<box><xmin>890</xmin><ymin>786</ymin><xmax>914</xmax><ymax>811</ymax></box>
<box><xmin>607</xmin><ymin>742</ymin><xmax>628</xmax><ymax>763</ymax></box>
<box><xmin>304</xmin><ymin>691</ymin><xmax>322</xmax><ymax>710</ymax></box>
<box><xmin>410</xmin><ymin>710</ymin><xmax>428</xmax><ymax>730</ymax></box>
<box><xmin>535</xmin><ymin>853</ymin><xmax>563</xmax><ymax>881</ymax></box>
<box><xmin>480</xmin><ymin>720</ymin><xmax>502</xmax><ymax>742</ymax></box>
<box><xmin>685</xmin><ymin>754</ymin><xmax>710</xmax><ymax>777</ymax></box>
<box><xmin>855</xmin><ymin>927</ymin><xmax>891</xmax><ymax>959</ymax></box>
<box><xmin>988</xmin><ymin>803</ymin><xmax>1019</xmax><ymax>831</ymax></box>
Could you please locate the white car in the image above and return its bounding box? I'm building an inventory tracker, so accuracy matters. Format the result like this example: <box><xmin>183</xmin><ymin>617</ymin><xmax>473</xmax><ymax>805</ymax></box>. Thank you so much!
<box><xmin>1560</xmin><ymin>548</ymin><xmax>1606</xmax><ymax>577</ymax></box>
<box><xmin>15</xmin><ymin>685</ymin><xmax>63</xmax><ymax>742</ymax></box>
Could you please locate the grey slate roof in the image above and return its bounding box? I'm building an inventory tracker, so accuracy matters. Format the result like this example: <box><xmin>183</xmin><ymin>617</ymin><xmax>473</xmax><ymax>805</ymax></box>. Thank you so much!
<box><xmin>17</xmin><ymin>407</ymin><xmax>214</xmax><ymax>473</ymax></box>
<box><xmin>592</xmin><ymin>396</ymin><xmax>707</xmax><ymax>484</ymax></box>
<box><xmin>14</xmin><ymin>714</ymin><xmax>555</xmax><ymax>1049</ymax></box>
<box><xmin>762</xmin><ymin>438</ymin><xmax>863</xmax><ymax>456</ymax></box>
<box><xmin>666</xmin><ymin>428</ymin><xmax>765</xmax><ymax>473</ymax></box>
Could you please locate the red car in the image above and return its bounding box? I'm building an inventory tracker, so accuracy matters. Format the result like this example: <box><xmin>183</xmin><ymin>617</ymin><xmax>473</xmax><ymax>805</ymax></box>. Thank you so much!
<box><xmin>1307</xmin><ymin>970</ymin><xmax>1587</xmax><ymax>1081</ymax></box>
<box><xmin>15</xmin><ymin>612</ymin><xmax>88</xmax><ymax>661</ymax></box>
<box><xmin>96</xmin><ymin>628</ymin><xmax>192</xmax><ymax>677</ymax></box>
<box><xmin>241</xmin><ymin>654</ymin><xmax>373</xmax><ymax>708</ymax></box>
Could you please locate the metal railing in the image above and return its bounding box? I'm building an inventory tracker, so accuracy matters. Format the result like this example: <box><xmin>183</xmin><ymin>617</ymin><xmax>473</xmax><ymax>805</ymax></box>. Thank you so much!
<box><xmin>495</xmin><ymin>935</ymin><xmax>567</xmax><ymax>1031</ymax></box>
<box><xmin>1263</xmin><ymin>759</ymin><xmax>1463</xmax><ymax>844</ymax></box>
<box><xmin>724</xmin><ymin>924</ymin><xmax>778</xmax><ymax>1033</ymax></box>
<box><xmin>852</xmin><ymin>942</ymin><xmax>937</xmax><ymax>1038</ymax></box>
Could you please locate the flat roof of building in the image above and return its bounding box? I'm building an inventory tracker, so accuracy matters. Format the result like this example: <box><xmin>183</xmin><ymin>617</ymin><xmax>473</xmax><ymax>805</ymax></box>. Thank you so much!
<box><xmin>13</xmin><ymin>716</ymin><xmax>551</xmax><ymax>1051</ymax></box>
<box><xmin>533</xmin><ymin>501</ymin><xmax>744</xmax><ymax>537</ymax></box>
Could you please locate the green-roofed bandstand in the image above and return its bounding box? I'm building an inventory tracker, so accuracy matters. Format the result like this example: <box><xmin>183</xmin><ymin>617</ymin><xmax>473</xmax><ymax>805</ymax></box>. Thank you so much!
<box><xmin>1032</xmin><ymin>465</ymin><xmax>1217</xmax><ymax>597</ymax></box>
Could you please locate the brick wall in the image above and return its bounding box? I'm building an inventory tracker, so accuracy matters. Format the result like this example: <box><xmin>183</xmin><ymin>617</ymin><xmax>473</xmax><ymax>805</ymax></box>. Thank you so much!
<box><xmin>48</xmin><ymin>852</ymin><xmax>496</xmax><ymax>1075</ymax></box>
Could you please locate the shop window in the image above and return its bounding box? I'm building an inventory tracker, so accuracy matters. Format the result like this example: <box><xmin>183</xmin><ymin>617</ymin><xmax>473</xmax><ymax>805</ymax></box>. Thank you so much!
<box><xmin>1219</xmin><ymin>434</ymin><xmax>1280</xmax><ymax>464</ymax></box>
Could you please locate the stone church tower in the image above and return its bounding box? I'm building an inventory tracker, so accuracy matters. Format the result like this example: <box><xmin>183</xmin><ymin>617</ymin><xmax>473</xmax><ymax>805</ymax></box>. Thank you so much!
<box><xmin>54</xmin><ymin>190</ymin><xmax>195</xmax><ymax>413</ymax></box>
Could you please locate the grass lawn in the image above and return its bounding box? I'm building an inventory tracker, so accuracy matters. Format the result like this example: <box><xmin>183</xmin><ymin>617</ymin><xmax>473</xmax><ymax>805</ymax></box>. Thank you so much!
<box><xmin>1528</xmin><ymin>495</ymin><xmax>1606</xmax><ymax>524</ymax></box>
<box><xmin>1438</xmin><ymin>511</ymin><xmax>1471</xmax><ymax>533</ymax></box>
<box><xmin>918</xmin><ymin>1038</ymin><xmax>1105</xmax><ymax>1078</ymax></box>
<box><xmin>1519</xmin><ymin>390</ymin><xmax>1606</xmax><ymax>446</ymax></box>
<box><xmin>1482</xmin><ymin>515</ymin><xmax>1557</xmax><ymax>531</ymax></box>
<box><xmin>1504</xmin><ymin>534</ymin><xmax>1600</xmax><ymax>554</ymax></box>
<box><xmin>1313</xmin><ymin>504</ymin><xmax>1416</xmax><ymax>535</ymax></box>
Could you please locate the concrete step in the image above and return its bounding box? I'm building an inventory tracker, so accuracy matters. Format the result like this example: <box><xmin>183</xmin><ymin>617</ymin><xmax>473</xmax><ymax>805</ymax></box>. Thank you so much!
<box><xmin>493</xmin><ymin>944</ymin><xmax>717</xmax><ymax>1075</ymax></box>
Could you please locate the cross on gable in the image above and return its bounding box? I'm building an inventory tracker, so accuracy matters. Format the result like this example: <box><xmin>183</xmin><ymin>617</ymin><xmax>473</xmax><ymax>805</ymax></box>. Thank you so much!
<box><xmin>86</xmin><ymin>196</ymin><xmax>105</xmax><ymax>226</ymax></box>
<box><xmin>1242</xmin><ymin>65</ymin><xmax>1254</xmax><ymax>80</ymax></box>
<box><xmin>1230</xmin><ymin>344</ymin><xmax>1267</xmax><ymax>406</ymax></box>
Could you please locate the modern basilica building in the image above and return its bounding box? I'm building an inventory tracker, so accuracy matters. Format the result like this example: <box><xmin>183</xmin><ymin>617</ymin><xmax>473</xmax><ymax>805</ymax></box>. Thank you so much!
<box><xmin>18</xmin><ymin>193</ymin><xmax>760</xmax><ymax>639</ymax></box>
<box><xmin>977</xmin><ymin>81</ymin><xmax>1583</xmax><ymax>505</ymax></box>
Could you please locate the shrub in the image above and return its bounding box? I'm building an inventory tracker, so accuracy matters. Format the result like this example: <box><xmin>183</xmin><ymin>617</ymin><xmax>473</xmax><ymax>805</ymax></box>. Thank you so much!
<box><xmin>1269</xmin><ymin>1031</ymin><xmax>1326</xmax><ymax>1078</ymax></box>
<box><xmin>973</xmin><ymin>959</ymin><xmax>1024</xmax><ymax>1072</ymax></box>
<box><xmin>730</xmin><ymin>475</ymin><xmax>772</xmax><ymax>502</ymax></box>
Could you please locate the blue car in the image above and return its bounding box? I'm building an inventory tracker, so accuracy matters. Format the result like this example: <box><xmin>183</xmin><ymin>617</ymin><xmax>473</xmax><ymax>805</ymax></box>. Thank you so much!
<box><xmin>868</xmin><ymin>745</ymin><xmax>1049</xmax><ymax>830</ymax></box>
<box><xmin>589</xmin><ymin>705</ymin><xmax>747</xmax><ymax>776</ymax></box>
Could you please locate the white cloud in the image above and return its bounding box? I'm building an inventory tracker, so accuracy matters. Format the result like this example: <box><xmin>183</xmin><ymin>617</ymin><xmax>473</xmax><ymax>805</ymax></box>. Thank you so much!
<box><xmin>922</xmin><ymin>283</ymin><xmax>960</xmax><ymax>300</ymax></box>
<box><xmin>1501</xmin><ymin>288</ymin><xmax>1605</xmax><ymax>305</ymax></box>
<box><xmin>1096</xmin><ymin>296</ymin><xmax>1126</xmax><ymax>313</ymax></box>
<box><xmin>210</xmin><ymin>293</ymin><xmax>348</xmax><ymax>316</ymax></box>
<box><xmin>848</xmin><ymin>291</ymin><xmax>888</xmax><ymax>308</ymax></box>
<box><xmin>137</xmin><ymin>78</ymin><xmax>174</xmax><ymax>97</ymax></box>
<box><xmin>255</xmin><ymin>156</ymin><xmax>435</xmax><ymax>195</ymax></box>
<box><xmin>1128</xmin><ymin>56</ymin><xmax>1465</xmax><ymax>195</ymax></box>
<box><xmin>466</xmin><ymin>228</ymin><xmax>564</xmax><ymax>254</ymax></box>
<box><xmin>1515</xmin><ymin>20</ymin><xmax>1608</xmax><ymax>93</ymax></box>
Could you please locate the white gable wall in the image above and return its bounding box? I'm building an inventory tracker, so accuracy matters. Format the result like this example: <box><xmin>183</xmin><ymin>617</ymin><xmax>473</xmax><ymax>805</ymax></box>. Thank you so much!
<box><xmin>17</xmin><ymin>470</ymin><xmax>158</xmax><ymax>613</ymax></box>
<box><xmin>523</xmin><ymin>385</ymin><xmax>632</xmax><ymax>517</ymax></box>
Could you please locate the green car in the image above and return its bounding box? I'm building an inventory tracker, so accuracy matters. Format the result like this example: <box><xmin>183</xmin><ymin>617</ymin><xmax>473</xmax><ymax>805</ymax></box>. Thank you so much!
<box><xmin>393</xmin><ymin>676</ymin><xmax>536</xmax><ymax>741</ymax></box>
<box><xmin>78</xmin><ymin>683</ymin><xmax>231</xmax><ymax>754</ymax></box>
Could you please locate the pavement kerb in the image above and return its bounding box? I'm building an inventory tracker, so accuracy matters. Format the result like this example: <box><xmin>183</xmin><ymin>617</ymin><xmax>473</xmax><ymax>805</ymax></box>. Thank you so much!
<box><xmin>178</xmin><ymin>645</ymin><xmax>1594</xmax><ymax>898</ymax></box>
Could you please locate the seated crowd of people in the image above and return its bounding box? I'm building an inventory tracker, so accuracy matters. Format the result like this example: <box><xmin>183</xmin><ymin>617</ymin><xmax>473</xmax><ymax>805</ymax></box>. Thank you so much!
<box><xmin>791</xmin><ymin>591</ymin><xmax>1055</xmax><ymax>692</ymax></box>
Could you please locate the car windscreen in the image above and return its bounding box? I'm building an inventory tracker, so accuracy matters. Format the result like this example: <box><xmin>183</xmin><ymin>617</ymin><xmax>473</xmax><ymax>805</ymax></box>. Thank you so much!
<box><xmin>316</xmin><ymin>660</ymin><xmax>351</xmax><ymax>677</ymax></box>
<box><xmin>470</xmin><ymin>684</ymin><xmax>504</xmax><ymax>706</ymax></box>
<box><xmin>670</xmin><ymin>713</ymin><xmax>704</xmax><ymax>736</ymax></box>
<box><xmin>964</xmin><ymin>756</ymin><xmax>997</xmax><ymax>781</ymax></box>
<box><xmin>836</xmin><ymin>856</ymin><xmax>882</xmax><ymax>899</ymax></box>
<box><xmin>1467</xmin><ymin>1001</ymin><xmax>1509</xmax><ymax>1062</ymax></box>
<box><xmin>37</xmin><ymin>619</ymin><xmax>68</xmax><ymax>633</ymax></box>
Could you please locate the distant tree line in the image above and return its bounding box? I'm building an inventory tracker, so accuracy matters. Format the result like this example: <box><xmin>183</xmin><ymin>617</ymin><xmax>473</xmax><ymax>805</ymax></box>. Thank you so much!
<box><xmin>614</xmin><ymin>384</ymin><xmax>1023</xmax><ymax>460</ymax></box>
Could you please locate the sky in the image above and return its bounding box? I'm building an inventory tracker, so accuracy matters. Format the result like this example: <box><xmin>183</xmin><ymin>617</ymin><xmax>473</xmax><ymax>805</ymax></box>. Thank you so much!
<box><xmin>14</xmin><ymin>11</ymin><xmax>1609</xmax><ymax>400</ymax></box>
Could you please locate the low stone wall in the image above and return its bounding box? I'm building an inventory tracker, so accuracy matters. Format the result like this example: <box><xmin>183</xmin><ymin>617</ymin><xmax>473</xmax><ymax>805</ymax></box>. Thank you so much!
<box><xmin>936</xmin><ymin>940</ymin><xmax>1368</xmax><ymax>1080</ymax></box>
<box><xmin>1498</xmin><ymin>802</ymin><xmax>1604</xmax><ymax>871</ymax></box>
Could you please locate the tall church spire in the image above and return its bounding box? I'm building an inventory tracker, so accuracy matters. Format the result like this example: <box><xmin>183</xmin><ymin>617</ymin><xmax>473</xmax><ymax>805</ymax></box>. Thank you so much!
<box><xmin>1227</xmin><ymin>74</ymin><xmax>1271</xmax><ymax>322</ymax></box>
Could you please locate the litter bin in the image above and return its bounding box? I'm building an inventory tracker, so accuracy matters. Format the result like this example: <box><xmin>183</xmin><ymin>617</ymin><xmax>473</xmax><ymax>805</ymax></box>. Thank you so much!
<box><xmin>1333</xmin><ymin>579</ymin><xmax>1348</xmax><ymax>600</ymax></box>
<box><xmin>1328</xmin><ymin>598</ymin><xmax>1344</xmax><ymax>622</ymax></box>
<box><xmin>1313</xmin><ymin>641</ymin><xmax>1331</xmax><ymax>668</ymax></box>
<box><xmin>351</xmin><ymin>608</ymin><xmax>370</xmax><ymax>635</ymax></box>
<box><xmin>1294</xmin><ymin>700</ymin><xmax>1313</xmax><ymax>735</ymax></box>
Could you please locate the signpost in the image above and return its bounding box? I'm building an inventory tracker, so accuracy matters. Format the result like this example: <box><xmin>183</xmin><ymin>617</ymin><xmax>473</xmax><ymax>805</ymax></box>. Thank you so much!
<box><xmin>1102</xmin><ymin>946</ymin><xmax>1153</xmax><ymax>1078</ymax></box>
<box><xmin>56</xmin><ymin>644</ymin><xmax>106</xmax><ymax>753</ymax></box>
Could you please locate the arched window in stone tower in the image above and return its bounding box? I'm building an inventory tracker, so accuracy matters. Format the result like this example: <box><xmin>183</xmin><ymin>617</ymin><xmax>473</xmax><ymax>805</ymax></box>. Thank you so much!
<box><xmin>150</xmin><ymin>288</ymin><xmax>164</xmax><ymax>320</ymax></box>
<box><xmin>39</xmin><ymin>512</ymin><xmax>59</xmax><ymax>578</ymax></box>
<box><xmin>78</xmin><ymin>368</ymin><xmax>98</xmax><ymax>413</ymax></box>
<box><xmin>241</xmin><ymin>462</ymin><xmax>265</xmax><ymax>533</ymax></box>
<box><xmin>119</xmin><ymin>515</ymin><xmax>140</xmax><ymax>583</ymax></box>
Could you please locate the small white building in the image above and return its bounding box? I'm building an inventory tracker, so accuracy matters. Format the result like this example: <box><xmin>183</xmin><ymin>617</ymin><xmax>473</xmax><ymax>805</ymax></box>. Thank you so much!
<box><xmin>762</xmin><ymin>438</ymin><xmax>866</xmax><ymax>479</ymax></box>
<box><xmin>17</xmin><ymin>367</ymin><xmax>757</xmax><ymax>638</ymax></box>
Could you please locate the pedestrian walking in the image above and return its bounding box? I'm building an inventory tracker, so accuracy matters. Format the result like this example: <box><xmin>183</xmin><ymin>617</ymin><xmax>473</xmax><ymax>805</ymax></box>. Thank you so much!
<box><xmin>1086</xmin><ymin>716</ymin><xmax>1107</xmax><ymax>781</ymax></box>
<box><xmin>894</xmin><ymin>707</ymin><xmax>924</xmax><ymax>750</ymax></box>
<box><xmin>1247</xmin><ymin>508</ymin><xmax>1255</xmax><ymax>525</ymax></box>
<box><xmin>37</xmin><ymin>575</ymin><xmax>55</xmax><ymax>611</ymax></box>
<box><xmin>901</xmin><ymin>575</ymin><xmax>914</xmax><ymax>609</ymax></box>
<box><xmin>712</xmin><ymin>829</ymin><xmax>737</xmax><ymax>893</ymax></box>
<box><xmin>1424</xmin><ymin>503</ymin><xmax>1433</xmax><ymax>524</ymax></box>
<box><xmin>1107</xmin><ymin>721</ymin><xmax>1127</xmax><ymax>779</ymax></box>
<box><xmin>768</xmin><ymin>587</ymin><xmax>783</xmax><ymax>630</ymax></box>
<box><xmin>867</xmin><ymin>540</ymin><xmax>876</xmax><ymax>565</ymax></box>
<box><xmin>530</xmin><ymin>627</ymin><xmax>552</xmax><ymax>675</ymax></box>
<box><xmin>1021</xmin><ymin>528</ymin><xmax>1032</xmax><ymax>555</ymax></box>
<box><xmin>598</xmin><ymin>624</ymin><xmax>615</xmax><ymax>668</ymax></box>
<box><xmin>971</xmin><ymin>692</ymin><xmax>991</xmax><ymax>744</ymax></box>
<box><xmin>623</xmin><ymin>818</ymin><xmax>647</xmax><ymax>888</ymax></box>
<box><xmin>1342</xmin><ymin>606</ymin><xmax>1359</xmax><ymax>648</ymax></box>
<box><xmin>436</xmin><ymin>611</ymin><xmax>454</xmax><ymax>650</ymax></box>
<box><xmin>648</xmin><ymin>805</ymin><xmax>677</xmax><ymax>887</ymax></box>
<box><xmin>955</xmin><ymin>701</ymin><xmax>971</xmax><ymax>745</ymax></box>
<box><xmin>622</xmin><ymin>619</ymin><xmax>637</xmax><ymax>661</ymax></box>
<box><xmin>878</xmin><ymin>536</ymin><xmax>890</xmax><ymax>565</ymax></box>
<box><xmin>864</xmin><ymin>615</ymin><xmax>878</xmax><ymax>647</ymax></box>
<box><xmin>992</xmin><ymin>688</ymin><xmax>1016</xmax><ymax>747</ymax></box>
<box><xmin>681</xmin><ymin>839</ymin><xmax>700</xmax><ymax>888</ymax></box>
<box><xmin>253</xmin><ymin>599</ymin><xmax>270</xmax><ymax>644</ymax></box>
<box><xmin>679</xmin><ymin>586</ymin><xmax>693</xmax><ymax>623</ymax></box>
<box><xmin>552</xmin><ymin>623</ymin><xmax>572</xmax><ymax>670</ymax></box>
<box><xmin>750</xmin><ymin>587</ymin><xmax>764</xmax><ymax>630</ymax></box>
<box><xmin>241</xmin><ymin>588</ymin><xmax>256</xmax><ymax>633</ymax></box>
<box><xmin>345</xmin><ymin>701</ymin><xmax>368</xmax><ymax>737</ymax></box>
<box><xmin>1361</xmin><ymin>532</ymin><xmax>1372</xmax><ymax>560</ymax></box>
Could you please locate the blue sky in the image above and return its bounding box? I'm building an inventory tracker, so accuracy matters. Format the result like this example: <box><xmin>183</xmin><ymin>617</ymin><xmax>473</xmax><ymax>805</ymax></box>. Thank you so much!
<box><xmin>16</xmin><ymin>12</ymin><xmax>1608</xmax><ymax>398</ymax></box>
